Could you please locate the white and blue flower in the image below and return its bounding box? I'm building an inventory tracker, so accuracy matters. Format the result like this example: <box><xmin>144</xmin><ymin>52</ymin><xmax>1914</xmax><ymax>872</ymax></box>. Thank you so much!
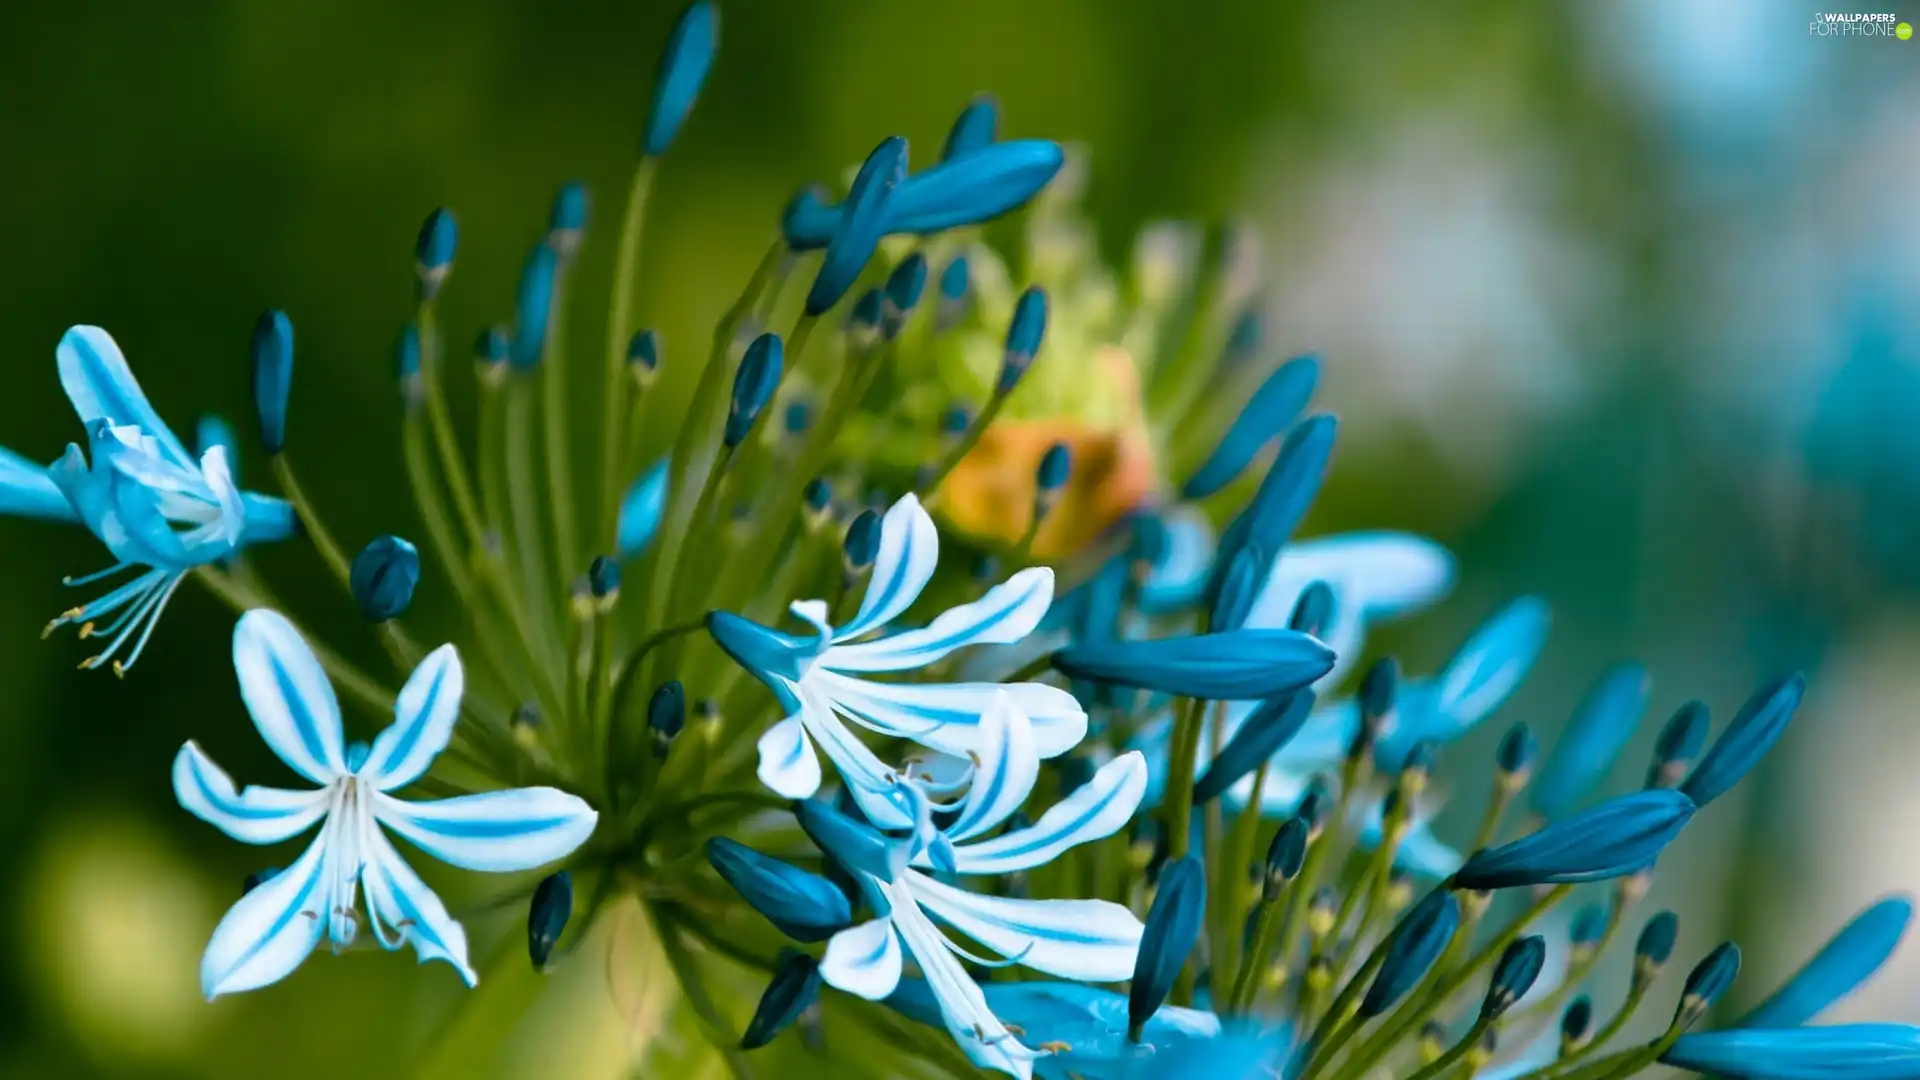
<box><xmin>709</xmin><ymin>492</ymin><xmax>1086</xmax><ymax>828</ymax></box>
<box><xmin>172</xmin><ymin>609</ymin><xmax>597</xmax><ymax>998</ymax></box>
<box><xmin>0</xmin><ymin>326</ymin><xmax>296</xmax><ymax>671</ymax></box>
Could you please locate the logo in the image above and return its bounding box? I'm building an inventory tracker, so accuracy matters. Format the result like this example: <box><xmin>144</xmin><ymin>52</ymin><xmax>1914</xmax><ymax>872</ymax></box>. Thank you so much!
<box><xmin>1809</xmin><ymin>11</ymin><xmax>1909</xmax><ymax>35</ymax></box>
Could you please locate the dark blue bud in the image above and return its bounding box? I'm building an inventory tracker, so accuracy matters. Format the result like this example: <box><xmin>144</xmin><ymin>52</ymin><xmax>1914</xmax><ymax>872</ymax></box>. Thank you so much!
<box><xmin>1296</xmin><ymin>777</ymin><xmax>1333</xmax><ymax>836</ymax></box>
<box><xmin>706</xmin><ymin>610</ymin><xmax>817</xmax><ymax>683</ymax></box>
<box><xmin>527</xmin><ymin>870</ymin><xmax>573</xmax><ymax>967</ymax></box>
<box><xmin>1208</xmin><ymin>542</ymin><xmax>1266</xmax><ymax>633</ymax></box>
<box><xmin>1483</xmin><ymin>935</ymin><xmax>1547</xmax><ymax>1019</ymax></box>
<box><xmin>802</xmin><ymin>477</ymin><xmax>832</xmax><ymax>517</ymax></box>
<box><xmin>1571</xmin><ymin>904</ymin><xmax>1610</xmax><ymax>950</ymax></box>
<box><xmin>1648</xmin><ymin>700</ymin><xmax>1709</xmax><ymax>788</ymax></box>
<box><xmin>1262</xmin><ymin>814</ymin><xmax>1310</xmax><ymax>900</ymax></box>
<box><xmin>806</xmin><ymin>136</ymin><xmax>907</xmax><ymax>317</ymax></box>
<box><xmin>588</xmin><ymin>554</ymin><xmax>620</xmax><ymax>601</ymax></box>
<box><xmin>706</xmin><ymin>837</ymin><xmax>853</xmax><ymax>943</ymax></box>
<box><xmin>742</xmin><ymin>950</ymin><xmax>822</xmax><ymax>1050</ymax></box>
<box><xmin>846</xmin><ymin>288</ymin><xmax>886</xmax><ymax>353</ymax></box>
<box><xmin>511</xmin><ymin>243</ymin><xmax>560</xmax><ymax>370</ymax></box>
<box><xmin>1053</xmin><ymin>629</ymin><xmax>1336</xmax><ymax>702</ymax></box>
<box><xmin>844</xmin><ymin>509</ymin><xmax>881</xmax><ymax>572</ymax></box>
<box><xmin>1454</xmin><ymin>789</ymin><xmax>1697</xmax><ymax>890</ymax></box>
<box><xmin>938</xmin><ymin>255</ymin><xmax>971</xmax><ymax>328</ymax></box>
<box><xmin>940</xmin><ymin>404</ymin><xmax>972</xmax><ymax>438</ymax></box>
<box><xmin>1663</xmin><ymin>1024</ymin><xmax>1920</xmax><ymax>1080</ymax></box>
<box><xmin>999</xmin><ymin>286</ymin><xmax>1048</xmax><ymax>394</ymax></box>
<box><xmin>197</xmin><ymin>415</ymin><xmax>240</xmax><ymax>485</ymax></box>
<box><xmin>1130</xmin><ymin>856</ymin><xmax>1206</xmax><ymax>1038</ymax></box>
<box><xmin>725</xmin><ymin>332</ymin><xmax>784</xmax><ymax>447</ymax></box>
<box><xmin>1036</xmin><ymin>441</ymin><xmax>1072</xmax><ymax>494</ymax></box>
<box><xmin>1562</xmin><ymin>997</ymin><xmax>1594</xmax><ymax>1047</ymax></box>
<box><xmin>1196</xmin><ymin>689</ymin><xmax>1316</xmax><ymax>804</ymax></box>
<box><xmin>1400</xmin><ymin>739</ymin><xmax>1439</xmax><ymax>785</ymax></box>
<box><xmin>647</xmin><ymin>679</ymin><xmax>686</xmax><ymax>754</ymax></box>
<box><xmin>349</xmin><ymin>535</ymin><xmax>420</xmax><ymax>622</ymax></box>
<box><xmin>1678</xmin><ymin>942</ymin><xmax>1742</xmax><ymax>1026</ymax></box>
<box><xmin>415</xmin><ymin>207</ymin><xmax>458</xmax><ymax>298</ymax></box>
<box><xmin>1362</xmin><ymin>889</ymin><xmax>1461</xmax><ymax>1017</ymax></box>
<box><xmin>1360</xmin><ymin>657</ymin><xmax>1400</xmax><ymax>740</ymax></box>
<box><xmin>1740</xmin><ymin>895</ymin><xmax>1913</xmax><ymax>1029</ymax></box>
<box><xmin>510</xmin><ymin>704</ymin><xmax>541</xmax><ymax>739</ymax></box>
<box><xmin>1182</xmin><ymin>355</ymin><xmax>1321</xmax><ymax>500</ymax></box>
<box><xmin>796</xmin><ymin>797</ymin><xmax>907</xmax><ymax>882</ymax></box>
<box><xmin>1531</xmin><ymin>661</ymin><xmax>1652</xmax><ymax>820</ymax></box>
<box><xmin>1288</xmin><ymin>580</ymin><xmax>1336</xmax><ymax>639</ymax></box>
<box><xmin>783</xmin><ymin>400</ymin><xmax>811</xmax><ymax>436</ymax></box>
<box><xmin>883</xmin><ymin>253</ymin><xmax>929</xmax><ymax>329</ymax></box>
<box><xmin>628</xmin><ymin>328</ymin><xmax>661</xmax><ymax>387</ymax></box>
<box><xmin>642</xmin><ymin>1</ymin><xmax>718</xmax><ymax>156</ymax></box>
<box><xmin>1681</xmin><ymin>673</ymin><xmax>1806</xmax><ymax>808</ymax></box>
<box><xmin>942</xmin><ymin>93</ymin><xmax>999</xmax><ymax>160</ymax></box>
<box><xmin>548</xmin><ymin>181</ymin><xmax>588</xmax><ymax>248</ymax></box>
<box><xmin>394</xmin><ymin>325</ymin><xmax>422</xmax><ymax>406</ymax></box>
<box><xmin>1638</xmin><ymin>910</ymin><xmax>1680</xmax><ymax>970</ymax></box>
<box><xmin>475</xmin><ymin>325</ymin><xmax>509</xmax><ymax>375</ymax></box>
<box><xmin>617</xmin><ymin>459</ymin><xmax>669</xmax><ymax>557</ymax></box>
<box><xmin>250</xmin><ymin>310</ymin><xmax>294</xmax><ymax>454</ymax></box>
<box><xmin>242</xmin><ymin>867</ymin><xmax>280</xmax><ymax>895</ymax></box>
<box><xmin>1213</xmin><ymin>415</ymin><xmax>1337</xmax><ymax>586</ymax></box>
<box><xmin>1497</xmin><ymin>722</ymin><xmax>1538</xmax><ymax>780</ymax></box>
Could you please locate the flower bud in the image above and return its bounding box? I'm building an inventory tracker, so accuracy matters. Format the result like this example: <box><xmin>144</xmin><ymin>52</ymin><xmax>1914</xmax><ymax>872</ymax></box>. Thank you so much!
<box><xmin>1288</xmin><ymin>580</ymin><xmax>1336</xmax><ymax>639</ymax></box>
<box><xmin>618</xmin><ymin>459</ymin><xmax>670</xmax><ymax>558</ymax></box>
<box><xmin>649</xmin><ymin>680</ymin><xmax>686</xmax><ymax>757</ymax></box>
<box><xmin>1561</xmin><ymin>995</ymin><xmax>1594</xmax><ymax>1052</ymax></box>
<box><xmin>394</xmin><ymin>325</ymin><xmax>423</xmax><ymax>409</ymax></box>
<box><xmin>1676</xmin><ymin>941</ymin><xmax>1741</xmax><ymax>1029</ymax></box>
<box><xmin>998</xmin><ymin>286</ymin><xmax>1047</xmax><ymax>395</ymax></box>
<box><xmin>844</xmin><ymin>509</ymin><xmax>881</xmax><ymax>576</ymax></box>
<box><xmin>511</xmin><ymin>704</ymin><xmax>541</xmax><ymax>749</ymax></box>
<box><xmin>588</xmin><ymin>555</ymin><xmax>620</xmax><ymax>611</ymax></box>
<box><xmin>527</xmin><ymin>870</ymin><xmax>573</xmax><ymax>967</ymax></box>
<box><xmin>642</xmin><ymin>2</ymin><xmax>719</xmax><ymax>157</ymax></box>
<box><xmin>937</xmin><ymin>254</ymin><xmax>971</xmax><ymax>329</ymax></box>
<box><xmin>1636</xmin><ymin>910</ymin><xmax>1680</xmax><ymax>986</ymax></box>
<box><xmin>882</xmin><ymin>252</ymin><xmax>928</xmax><ymax>335</ymax></box>
<box><xmin>1262</xmin><ymin>816</ymin><xmax>1309</xmax><ymax>901</ymax></box>
<box><xmin>415</xmin><ymin>207</ymin><xmax>458</xmax><ymax>300</ymax></box>
<box><xmin>706</xmin><ymin>836</ymin><xmax>854</xmax><ymax>943</ymax></box>
<box><xmin>1362</xmin><ymin>889</ymin><xmax>1460</xmax><ymax>1017</ymax></box>
<box><xmin>1400</xmin><ymin>739</ymin><xmax>1439</xmax><ymax>797</ymax></box>
<box><xmin>725</xmin><ymin>332</ymin><xmax>783</xmax><ymax>447</ymax></box>
<box><xmin>349</xmin><ymin>536</ymin><xmax>420</xmax><ymax>622</ymax></box>
<box><xmin>941</xmin><ymin>93</ymin><xmax>999</xmax><ymax>161</ymax></box>
<box><xmin>1570</xmin><ymin>903</ymin><xmax>1610</xmax><ymax>964</ymax></box>
<box><xmin>806</xmin><ymin>136</ymin><xmax>906</xmax><ymax>317</ymax></box>
<box><xmin>1483</xmin><ymin>935</ymin><xmax>1547</xmax><ymax>1020</ymax></box>
<box><xmin>511</xmin><ymin>244</ymin><xmax>559</xmax><ymax>370</ymax></box>
<box><xmin>628</xmin><ymin>328</ymin><xmax>661</xmax><ymax>389</ymax></box>
<box><xmin>1357</xmin><ymin>655</ymin><xmax>1399</xmax><ymax>753</ymax></box>
<box><xmin>846</xmin><ymin>288</ymin><xmax>885</xmax><ymax>355</ymax></box>
<box><xmin>548</xmin><ymin>181</ymin><xmax>588</xmax><ymax>256</ymax></box>
<box><xmin>1129</xmin><ymin>856</ymin><xmax>1205</xmax><ymax>1040</ymax></box>
<box><xmin>250</xmin><ymin>310</ymin><xmax>294</xmax><ymax>454</ymax></box>
<box><xmin>742</xmin><ymin>950</ymin><xmax>821</xmax><ymax>1050</ymax></box>
<box><xmin>475</xmin><ymin>325</ymin><xmax>509</xmax><ymax>387</ymax></box>
<box><xmin>1497</xmin><ymin>721</ymin><xmax>1537</xmax><ymax>791</ymax></box>
<box><xmin>1681</xmin><ymin>674</ymin><xmax>1805</xmax><ymax>808</ymax></box>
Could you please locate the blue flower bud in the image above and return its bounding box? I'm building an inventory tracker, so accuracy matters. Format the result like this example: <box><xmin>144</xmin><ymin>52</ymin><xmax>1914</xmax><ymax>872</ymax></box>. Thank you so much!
<box><xmin>937</xmin><ymin>255</ymin><xmax>971</xmax><ymax>328</ymax></box>
<box><xmin>940</xmin><ymin>404</ymin><xmax>972</xmax><ymax>439</ymax></box>
<box><xmin>802</xmin><ymin>477</ymin><xmax>832</xmax><ymax>520</ymax></box>
<box><xmin>1288</xmin><ymin>580</ymin><xmax>1336</xmax><ymax>639</ymax></box>
<box><xmin>883</xmin><ymin>252</ymin><xmax>929</xmax><ymax>332</ymax></box>
<box><xmin>474</xmin><ymin>325</ymin><xmax>509</xmax><ymax>386</ymax></box>
<box><xmin>742</xmin><ymin>950</ymin><xmax>822</xmax><ymax>1050</ymax></box>
<box><xmin>415</xmin><ymin>207</ymin><xmax>458</xmax><ymax>299</ymax></box>
<box><xmin>1263</xmin><ymin>814</ymin><xmax>1309</xmax><ymax>900</ymax></box>
<box><xmin>1182</xmin><ymin>355</ymin><xmax>1321</xmax><ymax>500</ymax></box>
<box><xmin>1225</xmin><ymin>309</ymin><xmax>1263</xmax><ymax>364</ymax></box>
<box><xmin>706</xmin><ymin>837</ymin><xmax>853</xmax><ymax>943</ymax></box>
<box><xmin>846</xmin><ymin>287</ymin><xmax>886</xmax><ymax>354</ymax></box>
<box><xmin>1130</xmin><ymin>856</ymin><xmax>1206</xmax><ymax>1038</ymax></box>
<box><xmin>1562</xmin><ymin>996</ymin><xmax>1594</xmax><ymax>1050</ymax></box>
<box><xmin>628</xmin><ymin>328</ymin><xmax>661</xmax><ymax>388</ymax></box>
<box><xmin>1053</xmin><ymin>629</ymin><xmax>1336</xmax><ymax>703</ymax></box>
<box><xmin>1497</xmin><ymin>722</ymin><xmax>1537</xmax><ymax>784</ymax></box>
<box><xmin>806</xmin><ymin>136</ymin><xmax>907</xmax><ymax>317</ymax></box>
<box><xmin>844</xmin><ymin>509</ymin><xmax>881</xmax><ymax>573</ymax></box>
<box><xmin>648</xmin><ymin>679</ymin><xmax>685</xmax><ymax>756</ymax></box>
<box><xmin>1362</xmin><ymin>889</ymin><xmax>1461</xmax><ymax>1017</ymax></box>
<box><xmin>999</xmin><ymin>286</ymin><xmax>1048</xmax><ymax>395</ymax></box>
<box><xmin>1681</xmin><ymin>673</ymin><xmax>1806</xmax><ymax>808</ymax></box>
<box><xmin>349</xmin><ymin>535</ymin><xmax>420</xmax><ymax>622</ymax></box>
<box><xmin>642</xmin><ymin>1</ymin><xmax>718</xmax><ymax>156</ymax></box>
<box><xmin>510</xmin><ymin>704</ymin><xmax>541</xmax><ymax>749</ymax></box>
<box><xmin>394</xmin><ymin>324</ymin><xmax>423</xmax><ymax>407</ymax></box>
<box><xmin>511</xmin><ymin>243</ymin><xmax>560</xmax><ymax>370</ymax></box>
<box><xmin>1740</xmin><ymin>896</ymin><xmax>1913</xmax><ymax>1029</ymax></box>
<box><xmin>1663</xmin><ymin>1024</ymin><xmax>1920</xmax><ymax>1080</ymax></box>
<box><xmin>1359</xmin><ymin>656</ymin><xmax>1400</xmax><ymax>746</ymax></box>
<box><xmin>782</xmin><ymin>400</ymin><xmax>811</xmax><ymax>437</ymax></box>
<box><xmin>1649</xmin><ymin>700</ymin><xmax>1710</xmax><ymax>788</ymax></box>
<box><xmin>1677</xmin><ymin>941</ymin><xmax>1742</xmax><ymax>1028</ymax></box>
<box><xmin>1531</xmin><ymin>661</ymin><xmax>1652</xmax><ymax>820</ymax></box>
<box><xmin>527</xmin><ymin>870</ymin><xmax>572</xmax><ymax>967</ymax></box>
<box><xmin>1637</xmin><ymin>910</ymin><xmax>1680</xmax><ymax>975</ymax></box>
<box><xmin>1036</xmin><ymin>441</ymin><xmax>1072</xmax><ymax>493</ymax></box>
<box><xmin>588</xmin><ymin>554</ymin><xmax>620</xmax><ymax>603</ymax></box>
<box><xmin>617</xmin><ymin>459</ymin><xmax>670</xmax><ymax>558</ymax></box>
<box><xmin>725</xmin><ymin>332</ymin><xmax>783</xmax><ymax>447</ymax></box>
<box><xmin>1296</xmin><ymin>777</ymin><xmax>1332</xmax><ymax>839</ymax></box>
<box><xmin>1195</xmin><ymin>689</ymin><xmax>1316</xmax><ymax>805</ymax></box>
<box><xmin>941</xmin><ymin>93</ymin><xmax>999</xmax><ymax>160</ymax></box>
<box><xmin>1453</xmin><ymin>789</ymin><xmax>1697</xmax><ymax>890</ymax></box>
<box><xmin>1208</xmin><ymin>542</ymin><xmax>1265</xmax><ymax>633</ymax></box>
<box><xmin>197</xmin><ymin>415</ymin><xmax>239</xmax><ymax>485</ymax></box>
<box><xmin>1213</xmin><ymin>415</ymin><xmax>1337</xmax><ymax>585</ymax></box>
<box><xmin>241</xmin><ymin>867</ymin><xmax>279</xmax><ymax>895</ymax></box>
<box><xmin>795</xmin><ymin>797</ymin><xmax>907</xmax><ymax>882</ymax></box>
<box><xmin>784</xmin><ymin>142</ymin><xmax>1065</xmax><ymax>249</ymax></box>
<box><xmin>547</xmin><ymin>181</ymin><xmax>588</xmax><ymax>255</ymax></box>
<box><xmin>1571</xmin><ymin>904</ymin><xmax>1610</xmax><ymax>959</ymax></box>
<box><xmin>1483</xmin><ymin>935</ymin><xmax>1547</xmax><ymax>1019</ymax></box>
<box><xmin>250</xmin><ymin>310</ymin><xmax>294</xmax><ymax>454</ymax></box>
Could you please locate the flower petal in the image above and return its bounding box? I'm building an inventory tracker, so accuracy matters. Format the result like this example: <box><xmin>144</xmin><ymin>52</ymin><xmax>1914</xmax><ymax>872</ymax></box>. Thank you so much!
<box><xmin>0</xmin><ymin>446</ymin><xmax>78</xmax><ymax>521</ymax></box>
<box><xmin>360</xmin><ymin>822</ymin><xmax>477</xmax><ymax>985</ymax></box>
<box><xmin>887</xmin><ymin>886</ymin><xmax>1039</xmax><ymax>1079</ymax></box>
<box><xmin>56</xmin><ymin>326</ymin><xmax>193</xmax><ymax>470</ymax></box>
<box><xmin>816</xmin><ymin>672</ymin><xmax>1087</xmax><ymax>759</ymax></box>
<box><xmin>825</xmin><ymin>567</ymin><xmax>1054</xmax><ymax>672</ymax></box>
<box><xmin>172</xmin><ymin>741</ymin><xmax>327</xmax><ymax>845</ymax></box>
<box><xmin>233</xmin><ymin>610</ymin><xmax>347</xmax><ymax>784</ymax></box>
<box><xmin>360</xmin><ymin>644</ymin><xmax>464</xmax><ymax>791</ymax></box>
<box><xmin>909</xmin><ymin>873</ymin><xmax>1143</xmax><ymax>982</ymax></box>
<box><xmin>756</xmin><ymin>713</ymin><xmax>822</xmax><ymax>799</ymax></box>
<box><xmin>835</xmin><ymin>493</ymin><xmax>938</xmax><ymax>641</ymax></box>
<box><xmin>373</xmin><ymin>787</ymin><xmax>597</xmax><ymax>873</ymax></box>
<box><xmin>946</xmin><ymin>692</ymin><xmax>1040</xmax><ymax>842</ymax></box>
<box><xmin>820</xmin><ymin>917</ymin><xmax>904</xmax><ymax>1001</ymax></box>
<box><xmin>199</xmin><ymin>829</ymin><xmax>330</xmax><ymax>999</ymax></box>
<box><xmin>945</xmin><ymin>753</ymin><xmax>1147</xmax><ymax>874</ymax></box>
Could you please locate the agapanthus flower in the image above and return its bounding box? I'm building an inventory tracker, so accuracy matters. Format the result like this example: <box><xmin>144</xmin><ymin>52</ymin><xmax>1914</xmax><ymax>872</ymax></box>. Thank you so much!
<box><xmin>172</xmin><ymin>610</ymin><xmax>597</xmax><ymax>997</ymax></box>
<box><xmin>0</xmin><ymin>326</ymin><xmax>296</xmax><ymax>671</ymax></box>
<box><xmin>709</xmin><ymin>492</ymin><xmax>1086</xmax><ymax>827</ymax></box>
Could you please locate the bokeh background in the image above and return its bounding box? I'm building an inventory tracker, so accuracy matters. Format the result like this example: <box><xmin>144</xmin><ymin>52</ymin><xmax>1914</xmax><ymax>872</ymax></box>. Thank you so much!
<box><xmin>2</xmin><ymin>0</ymin><xmax>1918</xmax><ymax>1076</ymax></box>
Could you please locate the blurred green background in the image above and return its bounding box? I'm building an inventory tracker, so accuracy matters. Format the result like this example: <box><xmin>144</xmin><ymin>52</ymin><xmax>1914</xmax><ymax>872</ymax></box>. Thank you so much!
<box><xmin>3</xmin><ymin>0</ymin><xmax>1918</xmax><ymax>1076</ymax></box>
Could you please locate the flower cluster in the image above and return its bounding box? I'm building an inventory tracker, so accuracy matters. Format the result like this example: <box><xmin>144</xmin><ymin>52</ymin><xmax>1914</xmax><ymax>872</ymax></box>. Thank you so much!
<box><xmin>3</xmin><ymin>3</ymin><xmax>1917</xmax><ymax>1079</ymax></box>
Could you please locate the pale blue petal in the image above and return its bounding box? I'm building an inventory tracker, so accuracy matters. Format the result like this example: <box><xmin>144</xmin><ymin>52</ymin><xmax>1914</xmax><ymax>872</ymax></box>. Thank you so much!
<box><xmin>1138</xmin><ymin>507</ymin><xmax>1216</xmax><ymax>614</ymax></box>
<box><xmin>0</xmin><ymin>446</ymin><xmax>78</xmax><ymax>521</ymax></box>
<box><xmin>946</xmin><ymin>753</ymin><xmax>1147</xmax><ymax>874</ymax></box>
<box><xmin>617</xmin><ymin>458</ymin><xmax>669</xmax><ymax>558</ymax></box>
<box><xmin>172</xmin><ymin>741</ymin><xmax>327</xmax><ymax>845</ymax></box>
<box><xmin>232</xmin><ymin>610</ymin><xmax>347</xmax><ymax>784</ymax></box>
<box><xmin>797</xmin><ymin>684</ymin><xmax>916</xmax><ymax>830</ymax></box>
<box><xmin>1245</xmin><ymin>532</ymin><xmax>1455</xmax><ymax>627</ymax></box>
<box><xmin>360</xmin><ymin>824</ymin><xmax>477</xmax><ymax>985</ymax></box>
<box><xmin>909</xmin><ymin>873</ymin><xmax>1143</xmax><ymax>982</ymax></box>
<box><xmin>239</xmin><ymin>492</ymin><xmax>297</xmax><ymax>545</ymax></box>
<box><xmin>56</xmin><ymin>326</ymin><xmax>192</xmax><ymax>469</ymax></box>
<box><xmin>836</xmin><ymin>494</ymin><xmax>939</xmax><ymax>641</ymax></box>
<box><xmin>199</xmin><ymin>829</ymin><xmax>329</xmax><ymax>999</ymax></box>
<box><xmin>820</xmin><ymin>916</ymin><xmax>905</xmax><ymax>1001</ymax></box>
<box><xmin>1434</xmin><ymin>597</ymin><xmax>1550</xmax><ymax>729</ymax></box>
<box><xmin>756</xmin><ymin>713</ymin><xmax>823</xmax><ymax>799</ymax></box>
<box><xmin>360</xmin><ymin>644</ymin><xmax>464</xmax><ymax>791</ymax></box>
<box><xmin>888</xmin><ymin>889</ymin><xmax>1040</xmax><ymax>1079</ymax></box>
<box><xmin>817</xmin><ymin>672</ymin><xmax>1087</xmax><ymax>758</ymax></box>
<box><xmin>946</xmin><ymin>692</ymin><xmax>1040</xmax><ymax>842</ymax></box>
<box><xmin>373</xmin><ymin>787</ymin><xmax>596</xmax><ymax>873</ymax></box>
<box><xmin>825</xmin><ymin>567</ymin><xmax>1053</xmax><ymax>672</ymax></box>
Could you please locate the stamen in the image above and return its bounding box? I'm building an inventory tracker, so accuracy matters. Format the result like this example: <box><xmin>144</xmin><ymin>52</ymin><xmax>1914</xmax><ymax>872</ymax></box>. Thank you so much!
<box><xmin>61</xmin><ymin>561</ymin><xmax>134</xmax><ymax>588</ymax></box>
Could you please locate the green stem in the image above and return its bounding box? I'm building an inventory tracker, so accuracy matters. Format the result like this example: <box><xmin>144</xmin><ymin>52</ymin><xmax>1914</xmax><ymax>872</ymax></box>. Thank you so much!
<box><xmin>192</xmin><ymin>567</ymin><xmax>393</xmax><ymax>714</ymax></box>
<box><xmin>1162</xmin><ymin>696</ymin><xmax>1207</xmax><ymax>861</ymax></box>
<box><xmin>504</xmin><ymin>377</ymin><xmax>558</xmax><ymax>659</ymax></box>
<box><xmin>653</xmin><ymin>905</ymin><xmax>760</xmax><ymax>1080</ymax></box>
<box><xmin>409</xmin><ymin>933</ymin><xmax>546</xmax><ymax>1080</ymax></box>
<box><xmin>401</xmin><ymin>412</ymin><xmax>477</xmax><ymax>606</ymax></box>
<box><xmin>599</xmin><ymin>157</ymin><xmax>659</xmax><ymax>551</ymax></box>
<box><xmin>542</xmin><ymin>262</ymin><xmax>580</xmax><ymax>591</ymax></box>
<box><xmin>1400</xmin><ymin>1018</ymin><xmax>1494</xmax><ymax>1080</ymax></box>
<box><xmin>1229</xmin><ymin>889</ymin><xmax>1285</xmax><ymax>1014</ymax></box>
<box><xmin>417</xmin><ymin>303</ymin><xmax>487</xmax><ymax>550</ymax></box>
<box><xmin>920</xmin><ymin>390</ymin><xmax>1008</xmax><ymax>497</ymax></box>
<box><xmin>270</xmin><ymin>456</ymin><xmax>353</xmax><ymax>589</ymax></box>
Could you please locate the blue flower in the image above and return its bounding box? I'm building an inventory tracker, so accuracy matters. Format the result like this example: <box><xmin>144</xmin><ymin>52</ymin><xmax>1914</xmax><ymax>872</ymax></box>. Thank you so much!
<box><xmin>1739</xmin><ymin>895</ymin><xmax>1913</xmax><ymax>1029</ymax></box>
<box><xmin>886</xmin><ymin>980</ymin><xmax>1225</xmax><ymax>1080</ymax></box>
<box><xmin>1681</xmin><ymin>672</ymin><xmax>1807</xmax><ymax>808</ymax></box>
<box><xmin>0</xmin><ymin>327</ymin><xmax>297</xmax><ymax>672</ymax></box>
<box><xmin>1530</xmin><ymin>662</ymin><xmax>1651</xmax><ymax>820</ymax></box>
<box><xmin>941</xmin><ymin>94</ymin><xmax>1000</xmax><ymax>161</ymax></box>
<box><xmin>171</xmin><ymin>610</ymin><xmax>597</xmax><ymax>997</ymax></box>
<box><xmin>349</xmin><ymin>535</ymin><xmax>420</xmax><ymax>622</ymax></box>
<box><xmin>1052</xmin><ymin>628</ymin><xmax>1335</xmax><ymax>702</ymax></box>
<box><xmin>1452</xmin><ymin>789</ymin><xmax>1697</xmax><ymax>890</ymax></box>
<box><xmin>616</xmin><ymin>458</ymin><xmax>669</xmax><ymax>558</ymax></box>
<box><xmin>642</xmin><ymin>1</ymin><xmax>719</xmax><ymax>157</ymax></box>
<box><xmin>706</xmin><ymin>836</ymin><xmax>853</xmax><ymax>943</ymax></box>
<box><xmin>805</xmin><ymin>136</ymin><xmax>907</xmax><ymax>317</ymax></box>
<box><xmin>783</xmin><ymin>140</ymin><xmax>1065</xmax><ymax>252</ymax></box>
<box><xmin>709</xmin><ymin>494</ymin><xmax>1085</xmax><ymax>828</ymax></box>
<box><xmin>1660</xmin><ymin>1024</ymin><xmax>1920</xmax><ymax>1080</ymax></box>
<box><xmin>1181</xmin><ymin>355</ymin><xmax>1320</xmax><ymax>500</ymax></box>
<box><xmin>812</xmin><ymin>695</ymin><xmax>1146</xmax><ymax>1078</ymax></box>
